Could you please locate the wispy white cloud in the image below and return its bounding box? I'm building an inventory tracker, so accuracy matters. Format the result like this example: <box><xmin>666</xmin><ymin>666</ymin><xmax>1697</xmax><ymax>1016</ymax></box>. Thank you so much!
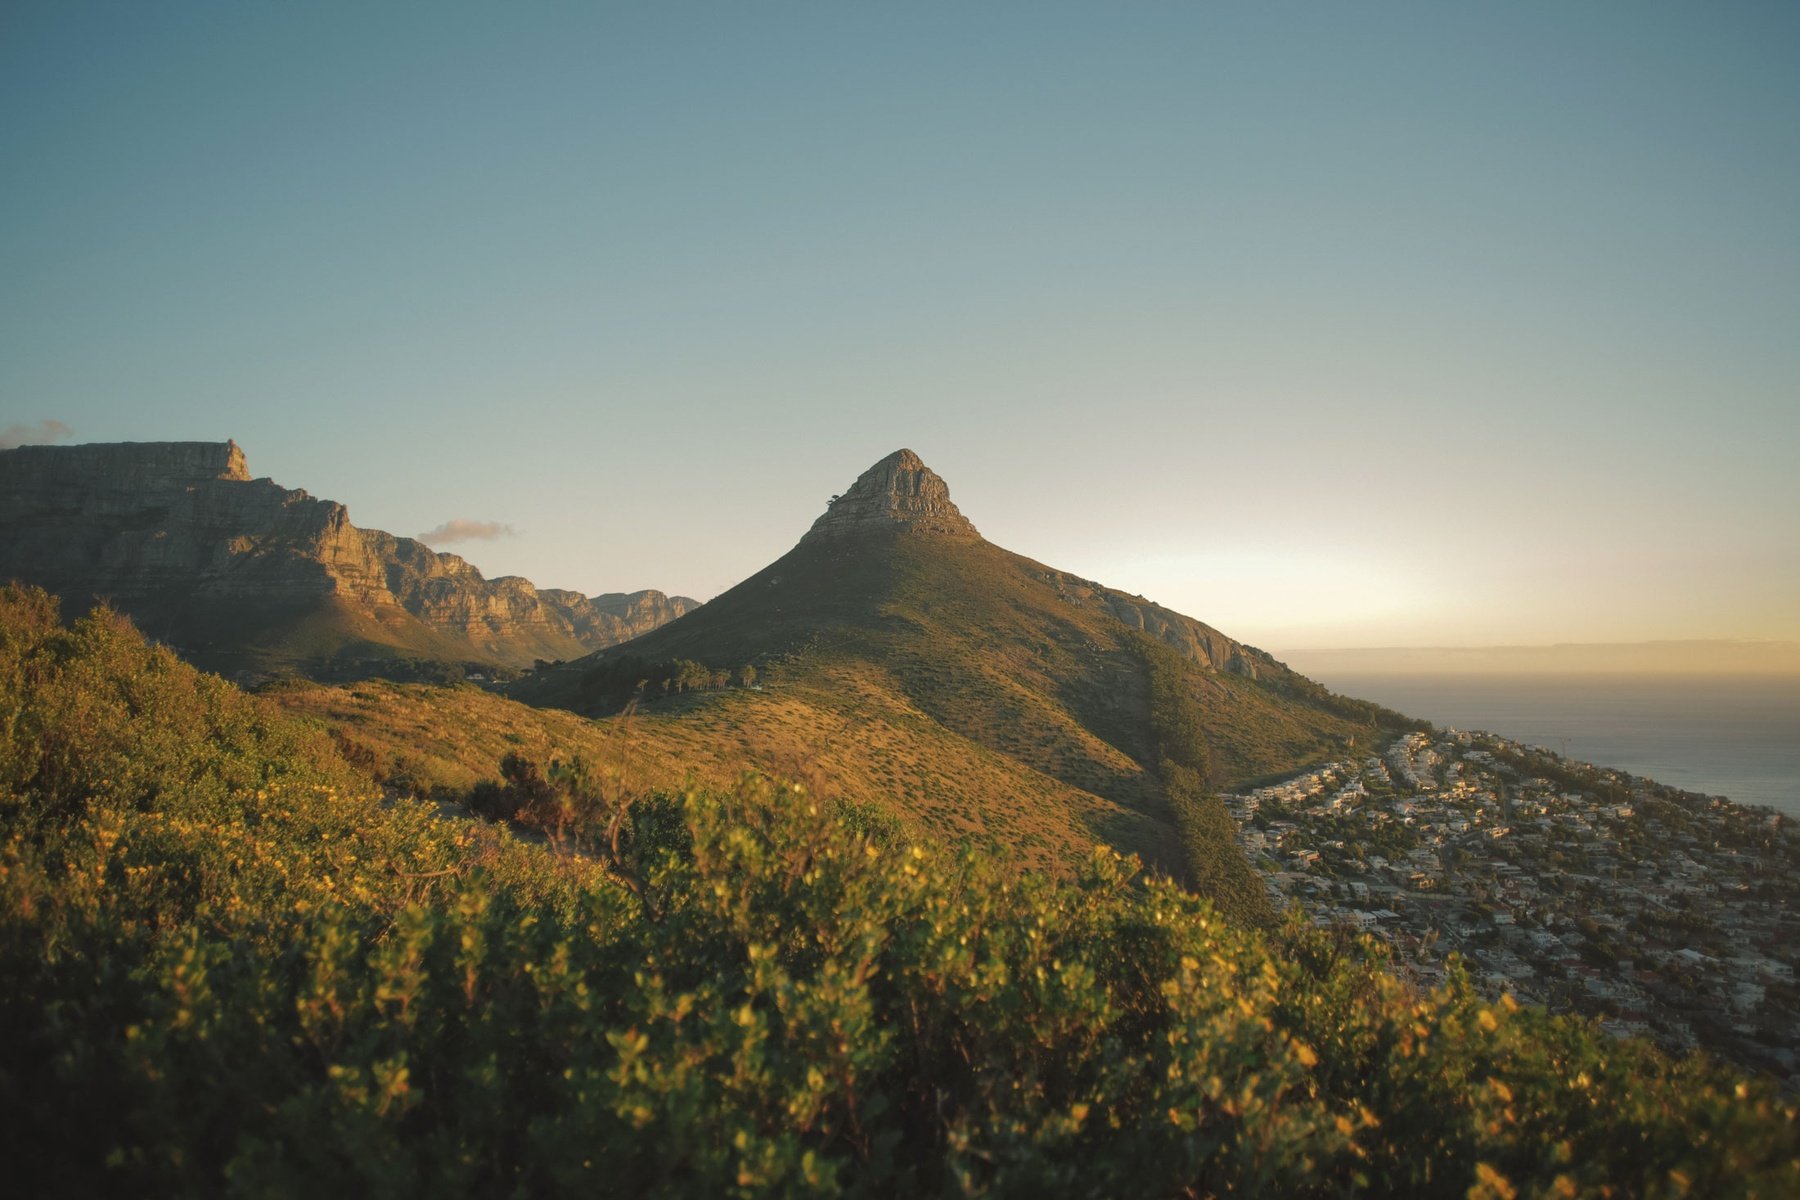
<box><xmin>416</xmin><ymin>518</ymin><xmax>516</xmax><ymax>544</ymax></box>
<box><xmin>0</xmin><ymin>419</ymin><xmax>72</xmax><ymax>449</ymax></box>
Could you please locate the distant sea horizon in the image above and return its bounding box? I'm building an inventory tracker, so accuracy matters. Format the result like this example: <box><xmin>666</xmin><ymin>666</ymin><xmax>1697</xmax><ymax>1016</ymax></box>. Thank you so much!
<box><xmin>1295</xmin><ymin>671</ymin><xmax>1800</xmax><ymax>820</ymax></box>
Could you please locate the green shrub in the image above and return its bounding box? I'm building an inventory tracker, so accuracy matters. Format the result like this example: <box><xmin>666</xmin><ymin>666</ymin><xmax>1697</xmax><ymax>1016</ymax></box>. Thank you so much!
<box><xmin>2</xmin><ymin>586</ymin><xmax>1795</xmax><ymax>1198</ymax></box>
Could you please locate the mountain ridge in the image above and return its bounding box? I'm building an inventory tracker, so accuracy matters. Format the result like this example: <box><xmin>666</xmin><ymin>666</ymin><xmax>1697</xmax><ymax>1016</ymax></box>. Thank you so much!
<box><xmin>0</xmin><ymin>439</ymin><xmax>695</xmax><ymax>680</ymax></box>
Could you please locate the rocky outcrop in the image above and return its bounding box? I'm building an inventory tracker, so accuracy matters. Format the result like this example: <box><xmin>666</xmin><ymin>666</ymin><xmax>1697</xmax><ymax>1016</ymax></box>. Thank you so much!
<box><xmin>0</xmin><ymin>440</ymin><xmax>696</xmax><ymax>676</ymax></box>
<box><xmin>588</xmin><ymin>589</ymin><xmax>697</xmax><ymax>635</ymax></box>
<box><xmin>802</xmin><ymin>449</ymin><xmax>979</xmax><ymax>542</ymax></box>
<box><xmin>1099</xmin><ymin>589</ymin><xmax>1268</xmax><ymax>678</ymax></box>
<box><xmin>1036</xmin><ymin>568</ymin><xmax>1269</xmax><ymax>678</ymax></box>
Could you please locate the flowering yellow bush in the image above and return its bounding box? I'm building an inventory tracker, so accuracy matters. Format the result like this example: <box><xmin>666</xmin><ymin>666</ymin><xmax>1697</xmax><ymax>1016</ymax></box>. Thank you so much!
<box><xmin>2</xmin><ymin>586</ymin><xmax>1795</xmax><ymax>1197</ymax></box>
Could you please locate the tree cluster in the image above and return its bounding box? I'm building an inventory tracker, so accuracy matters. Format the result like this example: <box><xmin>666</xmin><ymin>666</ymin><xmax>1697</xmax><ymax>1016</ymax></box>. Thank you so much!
<box><xmin>573</xmin><ymin>653</ymin><xmax>760</xmax><ymax>711</ymax></box>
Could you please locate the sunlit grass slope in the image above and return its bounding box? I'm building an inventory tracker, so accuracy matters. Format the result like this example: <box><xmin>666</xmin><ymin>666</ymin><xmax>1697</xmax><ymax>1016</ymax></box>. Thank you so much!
<box><xmin>3</xmin><ymin>586</ymin><xmax>1796</xmax><ymax>1197</ymax></box>
<box><xmin>275</xmin><ymin>669</ymin><xmax>1169</xmax><ymax>874</ymax></box>
<box><xmin>509</xmin><ymin>530</ymin><xmax>1389</xmax><ymax>909</ymax></box>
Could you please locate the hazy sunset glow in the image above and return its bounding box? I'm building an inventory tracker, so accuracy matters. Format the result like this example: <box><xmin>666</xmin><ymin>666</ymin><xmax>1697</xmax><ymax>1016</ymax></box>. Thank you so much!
<box><xmin>4</xmin><ymin>3</ymin><xmax>1795</xmax><ymax>651</ymax></box>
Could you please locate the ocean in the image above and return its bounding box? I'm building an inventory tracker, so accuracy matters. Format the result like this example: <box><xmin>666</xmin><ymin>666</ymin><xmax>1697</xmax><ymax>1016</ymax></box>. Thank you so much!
<box><xmin>1305</xmin><ymin>673</ymin><xmax>1800</xmax><ymax>819</ymax></box>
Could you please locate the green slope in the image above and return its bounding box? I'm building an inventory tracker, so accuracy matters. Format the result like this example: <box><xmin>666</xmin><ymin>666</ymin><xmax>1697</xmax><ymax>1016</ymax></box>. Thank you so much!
<box><xmin>514</xmin><ymin>519</ymin><xmax>1395</xmax><ymax>920</ymax></box>
<box><xmin>4</xmin><ymin>584</ymin><xmax>1795</xmax><ymax>1197</ymax></box>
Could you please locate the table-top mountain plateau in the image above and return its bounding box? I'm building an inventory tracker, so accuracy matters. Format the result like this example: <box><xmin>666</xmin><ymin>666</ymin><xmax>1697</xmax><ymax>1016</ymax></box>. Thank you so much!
<box><xmin>0</xmin><ymin>439</ymin><xmax>693</xmax><ymax>681</ymax></box>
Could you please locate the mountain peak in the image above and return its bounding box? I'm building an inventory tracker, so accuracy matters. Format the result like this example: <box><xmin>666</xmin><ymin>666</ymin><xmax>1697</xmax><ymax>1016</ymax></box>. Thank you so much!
<box><xmin>803</xmin><ymin>449</ymin><xmax>979</xmax><ymax>542</ymax></box>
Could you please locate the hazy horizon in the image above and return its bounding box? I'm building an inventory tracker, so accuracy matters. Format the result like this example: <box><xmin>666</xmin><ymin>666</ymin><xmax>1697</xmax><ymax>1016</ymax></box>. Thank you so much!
<box><xmin>1275</xmin><ymin>639</ymin><xmax>1800</xmax><ymax>677</ymax></box>
<box><xmin>5</xmin><ymin>4</ymin><xmax>1796</xmax><ymax>650</ymax></box>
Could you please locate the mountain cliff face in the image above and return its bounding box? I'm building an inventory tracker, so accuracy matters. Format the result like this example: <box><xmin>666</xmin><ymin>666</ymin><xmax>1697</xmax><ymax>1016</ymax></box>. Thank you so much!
<box><xmin>1047</xmin><ymin>573</ymin><xmax>1268</xmax><ymax>680</ymax></box>
<box><xmin>0</xmin><ymin>440</ymin><xmax>695</xmax><ymax>678</ymax></box>
<box><xmin>803</xmin><ymin>449</ymin><xmax>980</xmax><ymax>542</ymax></box>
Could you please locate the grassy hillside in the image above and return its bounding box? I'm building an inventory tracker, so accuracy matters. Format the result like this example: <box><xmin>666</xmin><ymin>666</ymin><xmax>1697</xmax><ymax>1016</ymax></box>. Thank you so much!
<box><xmin>272</xmin><ymin>672</ymin><xmax>1163</xmax><ymax>874</ymax></box>
<box><xmin>508</xmin><ymin>530</ymin><xmax>1388</xmax><ymax>919</ymax></box>
<box><xmin>3</xmin><ymin>585</ymin><xmax>1796</xmax><ymax>1197</ymax></box>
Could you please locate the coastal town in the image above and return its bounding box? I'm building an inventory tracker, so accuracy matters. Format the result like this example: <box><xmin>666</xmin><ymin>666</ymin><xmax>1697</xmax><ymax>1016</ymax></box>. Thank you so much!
<box><xmin>1226</xmin><ymin>729</ymin><xmax>1800</xmax><ymax>1084</ymax></box>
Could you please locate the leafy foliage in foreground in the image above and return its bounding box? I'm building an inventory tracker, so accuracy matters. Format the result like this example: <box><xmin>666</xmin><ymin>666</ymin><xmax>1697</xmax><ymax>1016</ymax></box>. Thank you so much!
<box><xmin>2</xmin><ymin>587</ymin><xmax>1797</xmax><ymax>1198</ymax></box>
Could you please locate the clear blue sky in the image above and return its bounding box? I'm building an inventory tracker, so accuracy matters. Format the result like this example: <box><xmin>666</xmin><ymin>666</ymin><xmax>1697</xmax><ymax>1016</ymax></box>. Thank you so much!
<box><xmin>4</xmin><ymin>2</ymin><xmax>1796</xmax><ymax>649</ymax></box>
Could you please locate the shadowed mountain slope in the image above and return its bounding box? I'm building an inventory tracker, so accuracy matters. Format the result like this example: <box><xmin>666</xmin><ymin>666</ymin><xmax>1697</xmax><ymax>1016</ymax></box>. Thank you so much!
<box><xmin>508</xmin><ymin>450</ymin><xmax>1401</xmax><ymax>911</ymax></box>
<box><xmin>0</xmin><ymin>440</ymin><xmax>694</xmax><ymax>681</ymax></box>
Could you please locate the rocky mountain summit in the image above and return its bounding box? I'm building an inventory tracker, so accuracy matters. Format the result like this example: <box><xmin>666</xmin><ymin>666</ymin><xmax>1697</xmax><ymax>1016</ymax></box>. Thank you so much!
<box><xmin>801</xmin><ymin>449</ymin><xmax>1262</xmax><ymax>676</ymax></box>
<box><xmin>802</xmin><ymin>448</ymin><xmax>980</xmax><ymax>542</ymax></box>
<box><xmin>0</xmin><ymin>440</ymin><xmax>694</xmax><ymax>679</ymax></box>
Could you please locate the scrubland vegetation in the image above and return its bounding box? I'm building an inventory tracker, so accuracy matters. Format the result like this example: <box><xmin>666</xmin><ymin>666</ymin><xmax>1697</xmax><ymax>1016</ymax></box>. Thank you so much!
<box><xmin>1126</xmin><ymin>630</ymin><xmax>1273</xmax><ymax>929</ymax></box>
<box><xmin>3</xmin><ymin>585</ymin><xmax>1796</xmax><ymax>1197</ymax></box>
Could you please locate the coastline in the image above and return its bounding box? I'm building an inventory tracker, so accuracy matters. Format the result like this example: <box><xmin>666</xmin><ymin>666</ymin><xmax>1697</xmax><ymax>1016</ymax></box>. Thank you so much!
<box><xmin>1297</xmin><ymin>671</ymin><xmax>1800</xmax><ymax>819</ymax></box>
